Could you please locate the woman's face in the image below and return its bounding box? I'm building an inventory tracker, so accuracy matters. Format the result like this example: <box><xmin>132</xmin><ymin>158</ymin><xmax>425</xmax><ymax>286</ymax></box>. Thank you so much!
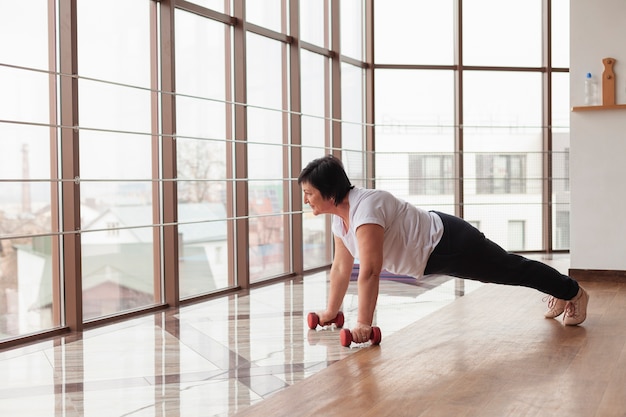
<box><xmin>301</xmin><ymin>182</ymin><xmax>334</xmax><ymax>215</ymax></box>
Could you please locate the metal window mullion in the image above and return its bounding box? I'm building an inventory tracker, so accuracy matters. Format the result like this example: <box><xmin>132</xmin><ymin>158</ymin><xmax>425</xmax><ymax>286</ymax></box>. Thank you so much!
<box><xmin>224</xmin><ymin>2</ymin><xmax>237</xmax><ymax>288</ymax></box>
<box><xmin>330</xmin><ymin>0</ymin><xmax>341</xmax><ymax>156</ymax></box>
<box><xmin>281</xmin><ymin>0</ymin><xmax>291</xmax><ymax>275</ymax></box>
<box><xmin>323</xmin><ymin>0</ymin><xmax>332</xmax><ymax>264</ymax></box>
<box><xmin>159</xmin><ymin>0</ymin><xmax>180</xmax><ymax>306</ymax></box>
<box><xmin>453</xmin><ymin>0</ymin><xmax>466</xmax><ymax>297</ymax></box>
<box><xmin>233</xmin><ymin>0</ymin><xmax>250</xmax><ymax>289</ymax></box>
<box><xmin>48</xmin><ymin>0</ymin><xmax>62</xmax><ymax>328</ymax></box>
<box><xmin>454</xmin><ymin>0</ymin><xmax>465</xmax><ymax>219</ymax></box>
<box><xmin>364</xmin><ymin>0</ymin><xmax>375</xmax><ymax>189</ymax></box>
<box><xmin>58</xmin><ymin>0</ymin><xmax>82</xmax><ymax>331</ymax></box>
<box><xmin>150</xmin><ymin>0</ymin><xmax>163</xmax><ymax>303</ymax></box>
<box><xmin>542</xmin><ymin>0</ymin><xmax>554</xmax><ymax>252</ymax></box>
<box><xmin>289</xmin><ymin>0</ymin><xmax>303</xmax><ymax>274</ymax></box>
<box><xmin>327</xmin><ymin>0</ymin><xmax>342</xmax><ymax>265</ymax></box>
<box><xmin>323</xmin><ymin>0</ymin><xmax>331</xmax><ymax>152</ymax></box>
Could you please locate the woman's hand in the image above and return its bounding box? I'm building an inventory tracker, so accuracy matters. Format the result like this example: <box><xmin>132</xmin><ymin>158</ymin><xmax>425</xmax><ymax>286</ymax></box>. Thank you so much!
<box><xmin>316</xmin><ymin>310</ymin><xmax>339</xmax><ymax>327</ymax></box>
<box><xmin>351</xmin><ymin>322</ymin><xmax>373</xmax><ymax>343</ymax></box>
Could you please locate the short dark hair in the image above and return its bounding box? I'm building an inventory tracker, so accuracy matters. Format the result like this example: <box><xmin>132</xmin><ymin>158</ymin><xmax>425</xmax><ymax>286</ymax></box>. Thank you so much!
<box><xmin>298</xmin><ymin>155</ymin><xmax>354</xmax><ymax>206</ymax></box>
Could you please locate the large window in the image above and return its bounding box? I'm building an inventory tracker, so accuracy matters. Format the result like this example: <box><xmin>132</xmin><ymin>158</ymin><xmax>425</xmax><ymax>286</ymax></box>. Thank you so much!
<box><xmin>1</xmin><ymin>0</ymin><xmax>570</xmax><ymax>348</ymax></box>
<box><xmin>375</xmin><ymin>0</ymin><xmax>568</xmax><ymax>252</ymax></box>
<box><xmin>0</xmin><ymin>2</ymin><xmax>59</xmax><ymax>339</ymax></box>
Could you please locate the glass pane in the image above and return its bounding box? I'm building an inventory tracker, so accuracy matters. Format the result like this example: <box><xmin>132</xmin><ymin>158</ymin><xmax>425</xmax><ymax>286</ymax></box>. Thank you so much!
<box><xmin>0</xmin><ymin>1</ymin><xmax>49</xmax><ymax>70</ymax></box>
<box><xmin>79</xmin><ymin>79</ymin><xmax>152</xmax><ymax>132</ymax></box>
<box><xmin>178</xmin><ymin>200</ymin><xmax>230</xmax><ymax>296</ymax></box>
<box><xmin>77</xmin><ymin>0</ymin><xmax>151</xmax><ymax>87</ymax></box>
<box><xmin>0</xmin><ymin>66</ymin><xmax>50</xmax><ymax>125</ymax></box>
<box><xmin>81</xmin><ymin>229</ymin><xmax>155</xmax><ymax>320</ymax></box>
<box><xmin>375</xmin><ymin>69</ymin><xmax>455</xmax><ymax>128</ymax></box>
<box><xmin>79</xmin><ymin>132</ymin><xmax>152</xmax><ymax>213</ymax></box>
<box><xmin>249</xmin><ymin>213</ymin><xmax>287</xmax><ymax>281</ymax></box>
<box><xmin>375</xmin><ymin>69</ymin><xmax>455</xmax><ymax>208</ymax></box>
<box><xmin>0</xmin><ymin>236</ymin><xmax>56</xmax><ymax>339</ymax></box>
<box><xmin>551</xmin><ymin>0</ymin><xmax>570</xmax><ymax>68</ymax></box>
<box><xmin>374</xmin><ymin>0</ymin><xmax>454</xmax><ymax>65</ymax></box>
<box><xmin>300</xmin><ymin>0</ymin><xmax>326</xmax><ymax>48</ymax></box>
<box><xmin>340</xmin><ymin>0</ymin><xmax>363</xmax><ymax>60</ymax></box>
<box><xmin>552</xmin><ymin>72</ymin><xmax>570</xmax><ymax>129</ymax></box>
<box><xmin>78</xmin><ymin>0</ymin><xmax>157</xmax><ymax>319</ymax></box>
<box><xmin>463</xmin><ymin>0</ymin><xmax>542</xmax><ymax>67</ymax></box>
<box><xmin>175</xmin><ymin>10</ymin><xmax>232</xmax><ymax>296</ymax></box>
<box><xmin>301</xmin><ymin>50</ymin><xmax>328</xmax><ymax>161</ymax></box>
<box><xmin>464</xmin><ymin>71</ymin><xmax>542</xmax><ymax>127</ymax></box>
<box><xmin>301</xmin><ymin>50</ymin><xmax>330</xmax><ymax>269</ymax></box>
<box><xmin>246</xmin><ymin>33</ymin><xmax>289</xmax><ymax>282</ymax></box>
<box><xmin>246</xmin><ymin>0</ymin><xmax>283</xmax><ymax>33</ymax></box>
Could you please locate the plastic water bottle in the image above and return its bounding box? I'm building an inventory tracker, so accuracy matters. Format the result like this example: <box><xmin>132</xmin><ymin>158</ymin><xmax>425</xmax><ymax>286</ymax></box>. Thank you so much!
<box><xmin>584</xmin><ymin>72</ymin><xmax>599</xmax><ymax>105</ymax></box>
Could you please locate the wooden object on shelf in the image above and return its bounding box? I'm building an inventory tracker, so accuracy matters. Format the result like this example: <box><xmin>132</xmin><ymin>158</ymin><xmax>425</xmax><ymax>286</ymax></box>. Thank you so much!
<box><xmin>572</xmin><ymin>57</ymin><xmax>626</xmax><ymax>111</ymax></box>
<box><xmin>602</xmin><ymin>57</ymin><xmax>616</xmax><ymax>106</ymax></box>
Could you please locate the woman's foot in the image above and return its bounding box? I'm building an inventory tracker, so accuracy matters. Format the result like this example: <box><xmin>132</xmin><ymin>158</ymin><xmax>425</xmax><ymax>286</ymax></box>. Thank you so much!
<box><xmin>563</xmin><ymin>287</ymin><xmax>589</xmax><ymax>326</ymax></box>
<box><xmin>544</xmin><ymin>296</ymin><xmax>566</xmax><ymax>318</ymax></box>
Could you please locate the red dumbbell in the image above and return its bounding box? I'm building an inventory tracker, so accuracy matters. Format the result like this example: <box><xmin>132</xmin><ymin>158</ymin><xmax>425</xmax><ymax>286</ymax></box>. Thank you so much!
<box><xmin>340</xmin><ymin>326</ymin><xmax>382</xmax><ymax>347</ymax></box>
<box><xmin>307</xmin><ymin>311</ymin><xmax>345</xmax><ymax>329</ymax></box>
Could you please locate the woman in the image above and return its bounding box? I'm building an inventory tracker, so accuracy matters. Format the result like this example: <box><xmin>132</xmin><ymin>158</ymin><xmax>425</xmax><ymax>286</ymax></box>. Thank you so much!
<box><xmin>298</xmin><ymin>155</ymin><xmax>589</xmax><ymax>344</ymax></box>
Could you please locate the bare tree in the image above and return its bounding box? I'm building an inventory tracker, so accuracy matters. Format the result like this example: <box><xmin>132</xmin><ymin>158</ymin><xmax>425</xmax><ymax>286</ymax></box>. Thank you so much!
<box><xmin>177</xmin><ymin>140</ymin><xmax>226</xmax><ymax>203</ymax></box>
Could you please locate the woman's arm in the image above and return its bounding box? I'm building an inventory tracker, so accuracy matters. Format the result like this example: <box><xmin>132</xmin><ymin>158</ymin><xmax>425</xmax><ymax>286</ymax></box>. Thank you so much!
<box><xmin>352</xmin><ymin>223</ymin><xmax>384</xmax><ymax>342</ymax></box>
<box><xmin>318</xmin><ymin>236</ymin><xmax>355</xmax><ymax>324</ymax></box>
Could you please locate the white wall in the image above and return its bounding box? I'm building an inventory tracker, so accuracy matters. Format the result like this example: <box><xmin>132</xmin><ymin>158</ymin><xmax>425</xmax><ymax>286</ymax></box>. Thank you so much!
<box><xmin>570</xmin><ymin>0</ymin><xmax>626</xmax><ymax>271</ymax></box>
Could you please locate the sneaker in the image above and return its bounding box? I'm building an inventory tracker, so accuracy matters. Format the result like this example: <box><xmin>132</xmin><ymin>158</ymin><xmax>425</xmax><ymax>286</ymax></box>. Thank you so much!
<box><xmin>563</xmin><ymin>287</ymin><xmax>589</xmax><ymax>326</ymax></box>
<box><xmin>543</xmin><ymin>296</ymin><xmax>566</xmax><ymax>318</ymax></box>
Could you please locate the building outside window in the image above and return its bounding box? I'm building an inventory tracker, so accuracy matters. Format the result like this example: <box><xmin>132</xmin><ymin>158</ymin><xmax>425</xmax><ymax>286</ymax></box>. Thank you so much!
<box><xmin>476</xmin><ymin>154</ymin><xmax>527</xmax><ymax>194</ymax></box>
<box><xmin>409</xmin><ymin>154</ymin><xmax>454</xmax><ymax>195</ymax></box>
<box><xmin>508</xmin><ymin>220</ymin><xmax>526</xmax><ymax>251</ymax></box>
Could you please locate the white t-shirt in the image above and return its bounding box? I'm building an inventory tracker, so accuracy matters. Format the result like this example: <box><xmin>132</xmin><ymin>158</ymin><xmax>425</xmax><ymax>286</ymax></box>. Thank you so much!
<box><xmin>332</xmin><ymin>187</ymin><xmax>444</xmax><ymax>279</ymax></box>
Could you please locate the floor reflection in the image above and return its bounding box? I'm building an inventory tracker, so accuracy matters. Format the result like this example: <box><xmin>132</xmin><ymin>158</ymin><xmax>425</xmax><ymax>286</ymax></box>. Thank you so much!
<box><xmin>0</xmin><ymin>268</ymin><xmax>491</xmax><ymax>416</ymax></box>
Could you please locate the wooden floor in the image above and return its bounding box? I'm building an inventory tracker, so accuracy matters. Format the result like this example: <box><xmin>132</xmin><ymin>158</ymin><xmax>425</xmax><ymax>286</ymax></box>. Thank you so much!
<box><xmin>234</xmin><ymin>278</ymin><xmax>626</xmax><ymax>417</ymax></box>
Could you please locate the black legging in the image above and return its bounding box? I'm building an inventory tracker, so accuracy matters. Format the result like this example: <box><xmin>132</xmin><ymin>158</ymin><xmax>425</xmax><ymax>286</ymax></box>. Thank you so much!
<box><xmin>424</xmin><ymin>211</ymin><xmax>579</xmax><ymax>300</ymax></box>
